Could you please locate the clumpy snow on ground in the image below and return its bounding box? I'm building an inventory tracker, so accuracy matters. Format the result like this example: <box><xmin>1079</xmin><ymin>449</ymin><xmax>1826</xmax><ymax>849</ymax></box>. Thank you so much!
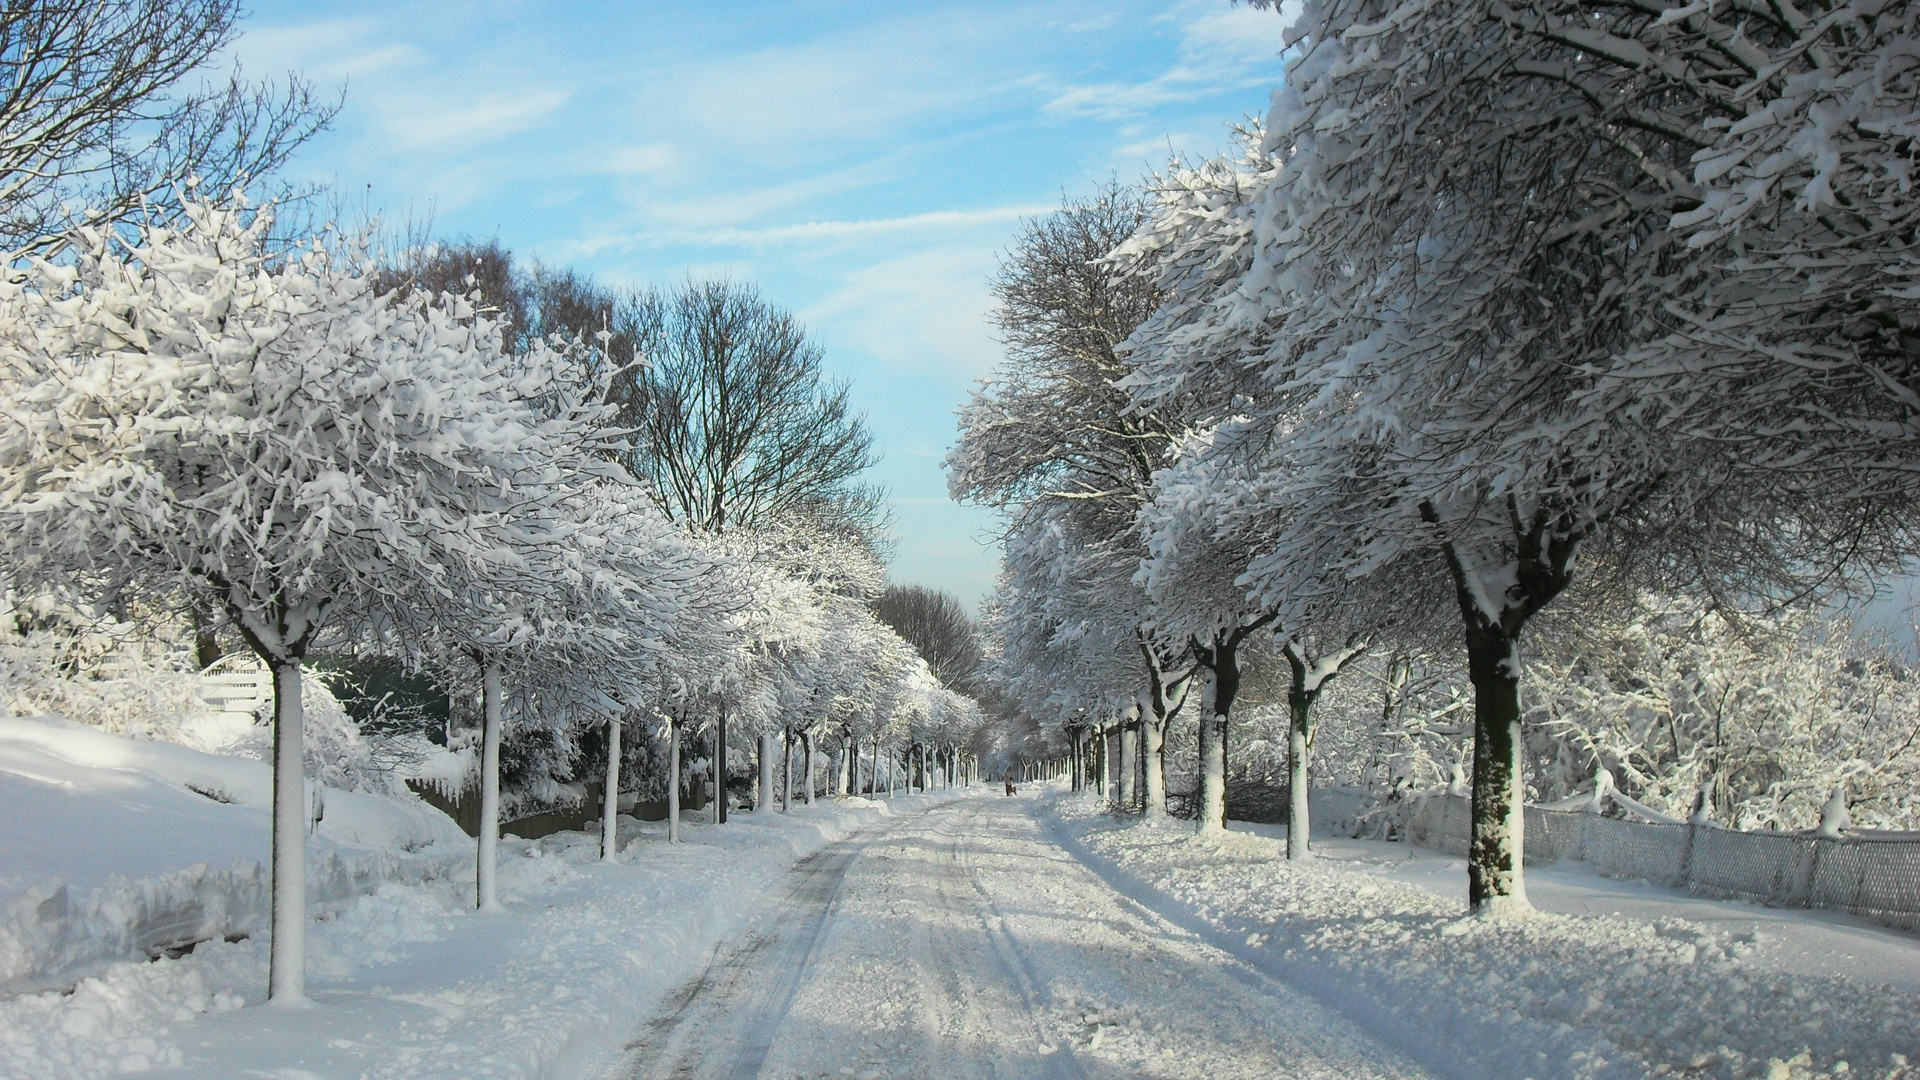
<box><xmin>1047</xmin><ymin>792</ymin><xmax>1920</xmax><ymax>1080</ymax></box>
<box><xmin>0</xmin><ymin>713</ymin><xmax>958</xmax><ymax>1078</ymax></box>
<box><xmin>0</xmin><ymin>715</ymin><xmax>468</xmax><ymax>998</ymax></box>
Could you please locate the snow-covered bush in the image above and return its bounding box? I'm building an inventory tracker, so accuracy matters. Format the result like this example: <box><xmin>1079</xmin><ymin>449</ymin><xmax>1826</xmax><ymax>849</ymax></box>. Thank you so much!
<box><xmin>1275</xmin><ymin>599</ymin><xmax>1920</xmax><ymax>834</ymax></box>
<box><xmin>0</xmin><ymin>596</ymin><xmax>208</xmax><ymax>741</ymax></box>
<box><xmin>217</xmin><ymin>671</ymin><xmax>407</xmax><ymax>797</ymax></box>
<box><xmin>1522</xmin><ymin>603</ymin><xmax>1920</xmax><ymax>832</ymax></box>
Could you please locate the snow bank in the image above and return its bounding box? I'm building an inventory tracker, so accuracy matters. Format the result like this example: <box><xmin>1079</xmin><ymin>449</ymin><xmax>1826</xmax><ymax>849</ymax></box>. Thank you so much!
<box><xmin>0</xmin><ymin>711</ymin><xmax>974</xmax><ymax>1079</ymax></box>
<box><xmin>1046</xmin><ymin>794</ymin><xmax>1920</xmax><ymax>1080</ymax></box>
<box><xmin>0</xmin><ymin>715</ymin><xmax>467</xmax><ymax>995</ymax></box>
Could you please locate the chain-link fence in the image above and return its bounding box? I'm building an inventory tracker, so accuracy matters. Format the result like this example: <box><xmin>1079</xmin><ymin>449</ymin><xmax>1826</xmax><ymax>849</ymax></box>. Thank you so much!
<box><xmin>1403</xmin><ymin>790</ymin><xmax>1920</xmax><ymax>931</ymax></box>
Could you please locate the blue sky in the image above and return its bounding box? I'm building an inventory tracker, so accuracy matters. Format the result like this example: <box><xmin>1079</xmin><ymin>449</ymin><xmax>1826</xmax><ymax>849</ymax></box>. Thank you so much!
<box><xmin>233</xmin><ymin>1</ymin><xmax>1295</xmax><ymax>610</ymax></box>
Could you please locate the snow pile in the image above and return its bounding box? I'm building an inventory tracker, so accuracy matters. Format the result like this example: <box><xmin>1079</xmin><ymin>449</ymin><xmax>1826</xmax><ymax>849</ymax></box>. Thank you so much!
<box><xmin>1049</xmin><ymin>795</ymin><xmax>1920</xmax><ymax>1080</ymax></box>
<box><xmin>0</xmin><ymin>715</ymin><xmax>467</xmax><ymax>996</ymax></box>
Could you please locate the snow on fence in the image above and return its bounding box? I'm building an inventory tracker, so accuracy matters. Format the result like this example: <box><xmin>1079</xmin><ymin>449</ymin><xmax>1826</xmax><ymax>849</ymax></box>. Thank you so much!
<box><xmin>195</xmin><ymin>656</ymin><xmax>270</xmax><ymax>723</ymax></box>
<box><xmin>1403</xmin><ymin>790</ymin><xmax>1920</xmax><ymax>931</ymax></box>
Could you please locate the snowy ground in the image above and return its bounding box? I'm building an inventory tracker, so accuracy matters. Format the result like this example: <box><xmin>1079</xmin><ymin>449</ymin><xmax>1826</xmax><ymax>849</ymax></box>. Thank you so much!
<box><xmin>1291</xmin><ymin>828</ymin><xmax>1920</xmax><ymax>995</ymax></box>
<box><xmin>1047</xmin><ymin>792</ymin><xmax>1920</xmax><ymax>1080</ymax></box>
<box><xmin>605</xmin><ymin>792</ymin><xmax>1431</xmax><ymax>1080</ymax></box>
<box><xmin>8</xmin><ymin>723</ymin><xmax>1918</xmax><ymax>1080</ymax></box>
<box><xmin>0</xmin><ymin>714</ymin><xmax>965</xmax><ymax>1079</ymax></box>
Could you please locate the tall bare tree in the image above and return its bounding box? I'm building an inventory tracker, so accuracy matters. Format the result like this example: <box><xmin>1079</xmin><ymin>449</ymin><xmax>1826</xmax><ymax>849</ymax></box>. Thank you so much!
<box><xmin>872</xmin><ymin>584</ymin><xmax>981</xmax><ymax>691</ymax></box>
<box><xmin>612</xmin><ymin>279</ymin><xmax>883</xmax><ymax>537</ymax></box>
<box><xmin>0</xmin><ymin>0</ymin><xmax>337</xmax><ymax>254</ymax></box>
<box><xmin>949</xmin><ymin>180</ymin><xmax>1169</xmax><ymax>531</ymax></box>
<box><xmin>377</xmin><ymin>238</ymin><xmax>528</xmax><ymax>333</ymax></box>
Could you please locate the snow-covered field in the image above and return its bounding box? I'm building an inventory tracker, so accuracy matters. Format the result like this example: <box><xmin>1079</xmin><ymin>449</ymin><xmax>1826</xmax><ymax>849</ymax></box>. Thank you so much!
<box><xmin>1046</xmin><ymin>793</ymin><xmax>1920</xmax><ymax>1080</ymax></box>
<box><xmin>0</xmin><ymin>714</ymin><xmax>961</xmax><ymax>1078</ymax></box>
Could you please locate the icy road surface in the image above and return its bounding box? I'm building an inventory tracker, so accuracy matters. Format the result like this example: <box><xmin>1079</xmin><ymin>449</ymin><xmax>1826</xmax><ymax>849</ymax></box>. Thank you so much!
<box><xmin>608</xmin><ymin>795</ymin><xmax>1433</xmax><ymax>1080</ymax></box>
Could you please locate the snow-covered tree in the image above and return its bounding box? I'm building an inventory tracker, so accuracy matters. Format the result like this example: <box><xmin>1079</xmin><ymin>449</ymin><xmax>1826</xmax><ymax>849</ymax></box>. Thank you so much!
<box><xmin>955</xmin><ymin>185</ymin><xmax>1211</xmax><ymax>817</ymax></box>
<box><xmin>1112</xmin><ymin>0</ymin><xmax>1866</xmax><ymax>913</ymax></box>
<box><xmin>0</xmin><ymin>201</ymin><xmax>620</xmax><ymax>1000</ymax></box>
<box><xmin>1519</xmin><ymin>599</ymin><xmax>1920</xmax><ymax>831</ymax></box>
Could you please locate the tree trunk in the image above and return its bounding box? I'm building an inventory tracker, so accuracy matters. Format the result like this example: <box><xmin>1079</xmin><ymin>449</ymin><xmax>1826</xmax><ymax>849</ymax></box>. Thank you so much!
<box><xmin>758</xmin><ymin>730</ymin><xmax>776</xmax><ymax>814</ymax></box>
<box><xmin>1465</xmin><ymin>624</ymin><xmax>1528</xmax><ymax>913</ymax></box>
<box><xmin>716</xmin><ymin>708</ymin><xmax>728</xmax><ymax>825</ymax></box>
<box><xmin>804</xmin><ymin>731</ymin><xmax>816</xmax><ymax>806</ymax></box>
<box><xmin>267</xmin><ymin>657</ymin><xmax>307</xmax><ymax>1004</ymax></box>
<box><xmin>869</xmin><ymin>738</ymin><xmax>879</xmax><ymax>796</ymax></box>
<box><xmin>602</xmin><ymin>719</ymin><xmax>622</xmax><ymax>861</ymax></box>
<box><xmin>1287</xmin><ymin>690</ymin><xmax>1311</xmax><ymax>860</ymax></box>
<box><xmin>194</xmin><ymin>614</ymin><xmax>224</xmax><ymax>671</ymax></box>
<box><xmin>1107</xmin><ymin>726</ymin><xmax>1117</xmax><ymax>799</ymax></box>
<box><xmin>1419</xmin><ymin>496</ymin><xmax>1584</xmax><ymax>915</ymax></box>
<box><xmin>1143</xmin><ymin>717</ymin><xmax>1167</xmax><ymax>819</ymax></box>
<box><xmin>668</xmin><ymin>720</ymin><xmax>684</xmax><ymax>843</ymax></box>
<box><xmin>1120</xmin><ymin>719</ymin><xmax>1138</xmax><ymax>812</ymax></box>
<box><xmin>888</xmin><ymin>747</ymin><xmax>896</xmax><ymax>796</ymax></box>
<box><xmin>1197</xmin><ymin>634</ymin><xmax>1248</xmax><ymax>834</ymax></box>
<box><xmin>1196</xmin><ymin>670</ymin><xmax>1226</xmax><ymax>833</ymax></box>
<box><xmin>781</xmin><ymin>729</ymin><xmax>792</xmax><ymax>813</ymax></box>
<box><xmin>477</xmin><ymin>660</ymin><xmax>504</xmax><ymax>914</ymax></box>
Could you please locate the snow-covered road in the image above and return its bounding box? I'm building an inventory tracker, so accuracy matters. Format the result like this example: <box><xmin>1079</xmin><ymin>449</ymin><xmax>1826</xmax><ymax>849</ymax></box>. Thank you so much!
<box><xmin>608</xmin><ymin>794</ymin><xmax>1433</xmax><ymax>1080</ymax></box>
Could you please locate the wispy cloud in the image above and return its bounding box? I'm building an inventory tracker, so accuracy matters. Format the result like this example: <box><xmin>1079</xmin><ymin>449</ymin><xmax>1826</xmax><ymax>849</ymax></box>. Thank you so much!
<box><xmin>806</xmin><ymin>242</ymin><xmax>1006</xmax><ymax>380</ymax></box>
<box><xmin>566</xmin><ymin>205</ymin><xmax>1051</xmax><ymax>256</ymax></box>
<box><xmin>1044</xmin><ymin>1</ymin><xmax>1292</xmax><ymax>121</ymax></box>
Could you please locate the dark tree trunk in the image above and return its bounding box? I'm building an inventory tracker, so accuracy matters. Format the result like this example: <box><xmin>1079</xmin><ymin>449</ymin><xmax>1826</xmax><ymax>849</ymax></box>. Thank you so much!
<box><xmin>1422</xmin><ymin>493</ymin><xmax>1592</xmax><ymax>915</ymax></box>
<box><xmin>1464</xmin><ymin>622</ymin><xmax>1527</xmax><ymax>911</ymax></box>
<box><xmin>716</xmin><ymin>709</ymin><xmax>728</xmax><ymax>824</ymax></box>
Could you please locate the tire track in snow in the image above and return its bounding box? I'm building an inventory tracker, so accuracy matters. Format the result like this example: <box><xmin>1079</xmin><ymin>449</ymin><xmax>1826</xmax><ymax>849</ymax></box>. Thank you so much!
<box><xmin>916</xmin><ymin>804</ymin><xmax>1088</xmax><ymax>1079</ymax></box>
<box><xmin>606</xmin><ymin>795</ymin><xmax>1433</xmax><ymax>1080</ymax></box>
<box><xmin>608</xmin><ymin>826</ymin><xmax>878</xmax><ymax>1080</ymax></box>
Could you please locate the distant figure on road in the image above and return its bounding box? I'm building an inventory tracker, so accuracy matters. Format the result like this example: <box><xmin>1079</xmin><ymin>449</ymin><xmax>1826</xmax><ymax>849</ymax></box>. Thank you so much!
<box><xmin>1005</xmin><ymin>774</ymin><xmax>1017</xmax><ymax>797</ymax></box>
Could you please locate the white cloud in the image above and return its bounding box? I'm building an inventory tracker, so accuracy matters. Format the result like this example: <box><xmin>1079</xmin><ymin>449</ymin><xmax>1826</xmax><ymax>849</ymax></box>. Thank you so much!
<box><xmin>377</xmin><ymin>87</ymin><xmax>575</xmax><ymax>151</ymax></box>
<box><xmin>559</xmin><ymin>205</ymin><xmax>1050</xmax><ymax>259</ymax></box>
<box><xmin>232</xmin><ymin>18</ymin><xmax>421</xmax><ymax>77</ymax></box>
